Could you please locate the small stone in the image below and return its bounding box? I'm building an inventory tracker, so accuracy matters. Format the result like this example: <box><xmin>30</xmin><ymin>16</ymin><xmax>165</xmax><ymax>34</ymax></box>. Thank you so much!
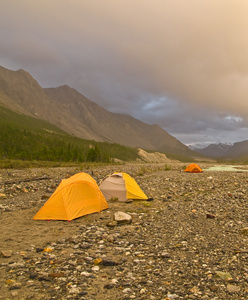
<box><xmin>240</xmin><ymin>227</ymin><xmax>248</xmax><ymax>235</ymax></box>
<box><xmin>68</xmin><ymin>260</ymin><xmax>77</xmax><ymax>266</ymax></box>
<box><xmin>140</xmin><ymin>288</ymin><xmax>147</xmax><ymax>294</ymax></box>
<box><xmin>84</xmin><ymin>256</ymin><xmax>93</xmax><ymax>262</ymax></box>
<box><xmin>38</xmin><ymin>276</ymin><xmax>52</xmax><ymax>282</ymax></box>
<box><xmin>29</xmin><ymin>272</ymin><xmax>38</xmax><ymax>279</ymax></box>
<box><xmin>111</xmin><ymin>279</ymin><xmax>118</xmax><ymax>284</ymax></box>
<box><xmin>104</xmin><ymin>284</ymin><xmax>115</xmax><ymax>289</ymax></box>
<box><xmin>161</xmin><ymin>252</ymin><xmax>171</xmax><ymax>258</ymax></box>
<box><xmin>9</xmin><ymin>283</ymin><xmax>22</xmax><ymax>290</ymax></box>
<box><xmin>123</xmin><ymin>288</ymin><xmax>132</xmax><ymax>294</ymax></box>
<box><xmin>206</xmin><ymin>213</ymin><xmax>216</xmax><ymax>219</ymax></box>
<box><xmin>167</xmin><ymin>293</ymin><xmax>179</xmax><ymax>299</ymax></box>
<box><xmin>190</xmin><ymin>286</ymin><xmax>200</xmax><ymax>294</ymax></box>
<box><xmin>69</xmin><ymin>286</ymin><xmax>81</xmax><ymax>294</ymax></box>
<box><xmin>102</xmin><ymin>258</ymin><xmax>118</xmax><ymax>266</ymax></box>
<box><xmin>11</xmin><ymin>291</ymin><xmax>19</xmax><ymax>297</ymax></box>
<box><xmin>80</xmin><ymin>271</ymin><xmax>91</xmax><ymax>277</ymax></box>
<box><xmin>92</xmin><ymin>266</ymin><xmax>100</xmax><ymax>271</ymax></box>
<box><xmin>6</xmin><ymin>279</ymin><xmax>15</xmax><ymax>285</ymax></box>
<box><xmin>49</xmin><ymin>272</ymin><xmax>65</xmax><ymax>278</ymax></box>
<box><xmin>1</xmin><ymin>250</ymin><xmax>12</xmax><ymax>257</ymax></box>
<box><xmin>36</xmin><ymin>248</ymin><xmax>43</xmax><ymax>253</ymax></box>
<box><xmin>106</xmin><ymin>221</ymin><xmax>117</xmax><ymax>227</ymax></box>
<box><xmin>94</xmin><ymin>258</ymin><xmax>103</xmax><ymax>265</ymax></box>
<box><xmin>215</xmin><ymin>271</ymin><xmax>232</xmax><ymax>280</ymax></box>
<box><xmin>227</xmin><ymin>284</ymin><xmax>241</xmax><ymax>293</ymax></box>
<box><xmin>43</xmin><ymin>247</ymin><xmax>53</xmax><ymax>252</ymax></box>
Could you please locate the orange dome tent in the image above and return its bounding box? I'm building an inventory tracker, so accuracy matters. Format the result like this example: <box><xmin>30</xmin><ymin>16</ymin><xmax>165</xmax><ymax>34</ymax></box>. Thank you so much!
<box><xmin>184</xmin><ymin>163</ymin><xmax>203</xmax><ymax>173</ymax></box>
<box><xmin>33</xmin><ymin>172</ymin><xmax>108</xmax><ymax>221</ymax></box>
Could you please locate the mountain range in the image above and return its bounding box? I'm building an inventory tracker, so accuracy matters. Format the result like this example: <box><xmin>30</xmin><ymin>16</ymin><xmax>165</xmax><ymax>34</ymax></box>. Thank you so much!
<box><xmin>193</xmin><ymin>143</ymin><xmax>232</xmax><ymax>157</ymax></box>
<box><xmin>0</xmin><ymin>65</ymin><xmax>247</xmax><ymax>160</ymax></box>
<box><xmin>0</xmin><ymin>65</ymin><xmax>193</xmax><ymax>157</ymax></box>
<box><xmin>194</xmin><ymin>141</ymin><xmax>248</xmax><ymax>160</ymax></box>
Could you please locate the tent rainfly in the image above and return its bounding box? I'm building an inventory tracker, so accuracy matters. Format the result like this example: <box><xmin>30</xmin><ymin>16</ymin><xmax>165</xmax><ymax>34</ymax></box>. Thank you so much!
<box><xmin>99</xmin><ymin>172</ymin><xmax>148</xmax><ymax>202</ymax></box>
<box><xmin>33</xmin><ymin>172</ymin><xmax>108</xmax><ymax>221</ymax></box>
<box><xmin>184</xmin><ymin>163</ymin><xmax>203</xmax><ymax>173</ymax></box>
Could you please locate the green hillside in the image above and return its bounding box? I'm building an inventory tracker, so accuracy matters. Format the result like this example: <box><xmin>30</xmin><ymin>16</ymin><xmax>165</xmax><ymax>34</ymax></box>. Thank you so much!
<box><xmin>0</xmin><ymin>105</ymin><xmax>139</xmax><ymax>163</ymax></box>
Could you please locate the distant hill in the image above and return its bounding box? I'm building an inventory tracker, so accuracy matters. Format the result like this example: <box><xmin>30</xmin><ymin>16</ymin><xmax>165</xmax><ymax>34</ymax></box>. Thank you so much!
<box><xmin>194</xmin><ymin>143</ymin><xmax>232</xmax><ymax>157</ymax></box>
<box><xmin>0</xmin><ymin>65</ymin><xmax>194</xmax><ymax>157</ymax></box>
<box><xmin>224</xmin><ymin>140</ymin><xmax>248</xmax><ymax>160</ymax></box>
<box><xmin>194</xmin><ymin>141</ymin><xmax>248</xmax><ymax>160</ymax></box>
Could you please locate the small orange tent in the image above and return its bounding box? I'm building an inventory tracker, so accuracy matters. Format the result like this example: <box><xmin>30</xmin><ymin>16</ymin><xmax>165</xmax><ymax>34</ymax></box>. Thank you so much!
<box><xmin>33</xmin><ymin>172</ymin><xmax>108</xmax><ymax>221</ymax></box>
<box><xmin>184</xmin><ymin>163</ymin><xmax>203</xmax><ymax>173</ymax></box>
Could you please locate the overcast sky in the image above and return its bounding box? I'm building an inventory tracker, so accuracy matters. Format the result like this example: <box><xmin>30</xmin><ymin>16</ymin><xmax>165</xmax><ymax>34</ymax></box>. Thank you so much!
<box><xmin>1</xmin><ymin>0</ymin><xmax>248</xmax><ymax>147</ymax></box>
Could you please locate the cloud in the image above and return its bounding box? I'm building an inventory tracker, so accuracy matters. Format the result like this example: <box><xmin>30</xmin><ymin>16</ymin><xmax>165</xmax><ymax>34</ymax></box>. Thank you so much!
<box><xmin>1</xmin><ymin>0</ymin><xmax>248</xmax><ymax>144</ymax></box>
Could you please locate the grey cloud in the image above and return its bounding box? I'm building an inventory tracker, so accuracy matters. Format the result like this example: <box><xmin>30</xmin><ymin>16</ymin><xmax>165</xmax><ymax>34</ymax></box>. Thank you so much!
<box><xmin>1</xmin><ymin>0</ymin><xmax>248</xmax><ymax>145</ymax></box>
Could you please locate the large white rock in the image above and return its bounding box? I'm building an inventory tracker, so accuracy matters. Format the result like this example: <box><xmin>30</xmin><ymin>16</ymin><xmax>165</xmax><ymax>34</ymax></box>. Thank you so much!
<box><xmin>114</xmin><ymin>211</ymin><xmax>132</xmax><ymax>224</ymax></box>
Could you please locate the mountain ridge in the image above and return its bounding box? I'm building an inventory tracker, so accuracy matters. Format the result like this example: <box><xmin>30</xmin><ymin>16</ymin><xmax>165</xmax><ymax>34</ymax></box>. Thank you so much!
<box><xmin>194</xmin><ymin>142</ymin><xmax>248</xmax><ymax>160</ymax></box>
<box><xmin>194</xmin><ymin>143</ymin><xmax>232</xmax><ymax>157</ymax></box>
<box><xmin>0</xmin><ymin>65</ymin><xmax>193</xmax><ymax>156</ymax></box>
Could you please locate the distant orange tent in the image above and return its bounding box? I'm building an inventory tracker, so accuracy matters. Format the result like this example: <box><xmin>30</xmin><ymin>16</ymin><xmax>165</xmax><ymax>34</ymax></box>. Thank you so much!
<box><xmin>33</xmin><ymin>172</ymin><xmax>109</xmax><ymax>221</ymax></box>
<box><xmin>184</xmin><ymin>163</ymin><xmax>203</xmax><ymax>173</ymax></box>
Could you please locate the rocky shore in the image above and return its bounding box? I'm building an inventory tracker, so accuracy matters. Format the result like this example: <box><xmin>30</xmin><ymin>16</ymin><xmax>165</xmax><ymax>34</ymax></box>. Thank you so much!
<box><xmin>0</xmin><ymin>163</ymin><xmax>248</xmax><ymax>299</ymax></box>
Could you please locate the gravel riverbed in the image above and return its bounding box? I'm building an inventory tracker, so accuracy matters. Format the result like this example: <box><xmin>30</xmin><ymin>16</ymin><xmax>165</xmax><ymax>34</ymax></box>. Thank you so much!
<box><xmin>0</xmin><ymin>163</ymin><xmax>248</xmax><ymax>300</ymax></box>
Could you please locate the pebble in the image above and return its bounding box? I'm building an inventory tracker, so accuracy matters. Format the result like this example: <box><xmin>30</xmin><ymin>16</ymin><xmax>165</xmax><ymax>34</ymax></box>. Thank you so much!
<box><xmin>215</xmin><ymin>271</ymin><xmax>232</xmax><ymax>281</ymax></box>
<box><xmin>0</xmin><ymin>250</ymin><xmax>12</xmax><ymax>257</ymax></box>
<box><xmin>226</xmin><ymin>284</ymin><xmax>241</xmax><ymax>293</ymax></box>
<box><xmin>240</xmin><ymin>227</ymin><xmax>248</xmax><ymax>235</ymax></box>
